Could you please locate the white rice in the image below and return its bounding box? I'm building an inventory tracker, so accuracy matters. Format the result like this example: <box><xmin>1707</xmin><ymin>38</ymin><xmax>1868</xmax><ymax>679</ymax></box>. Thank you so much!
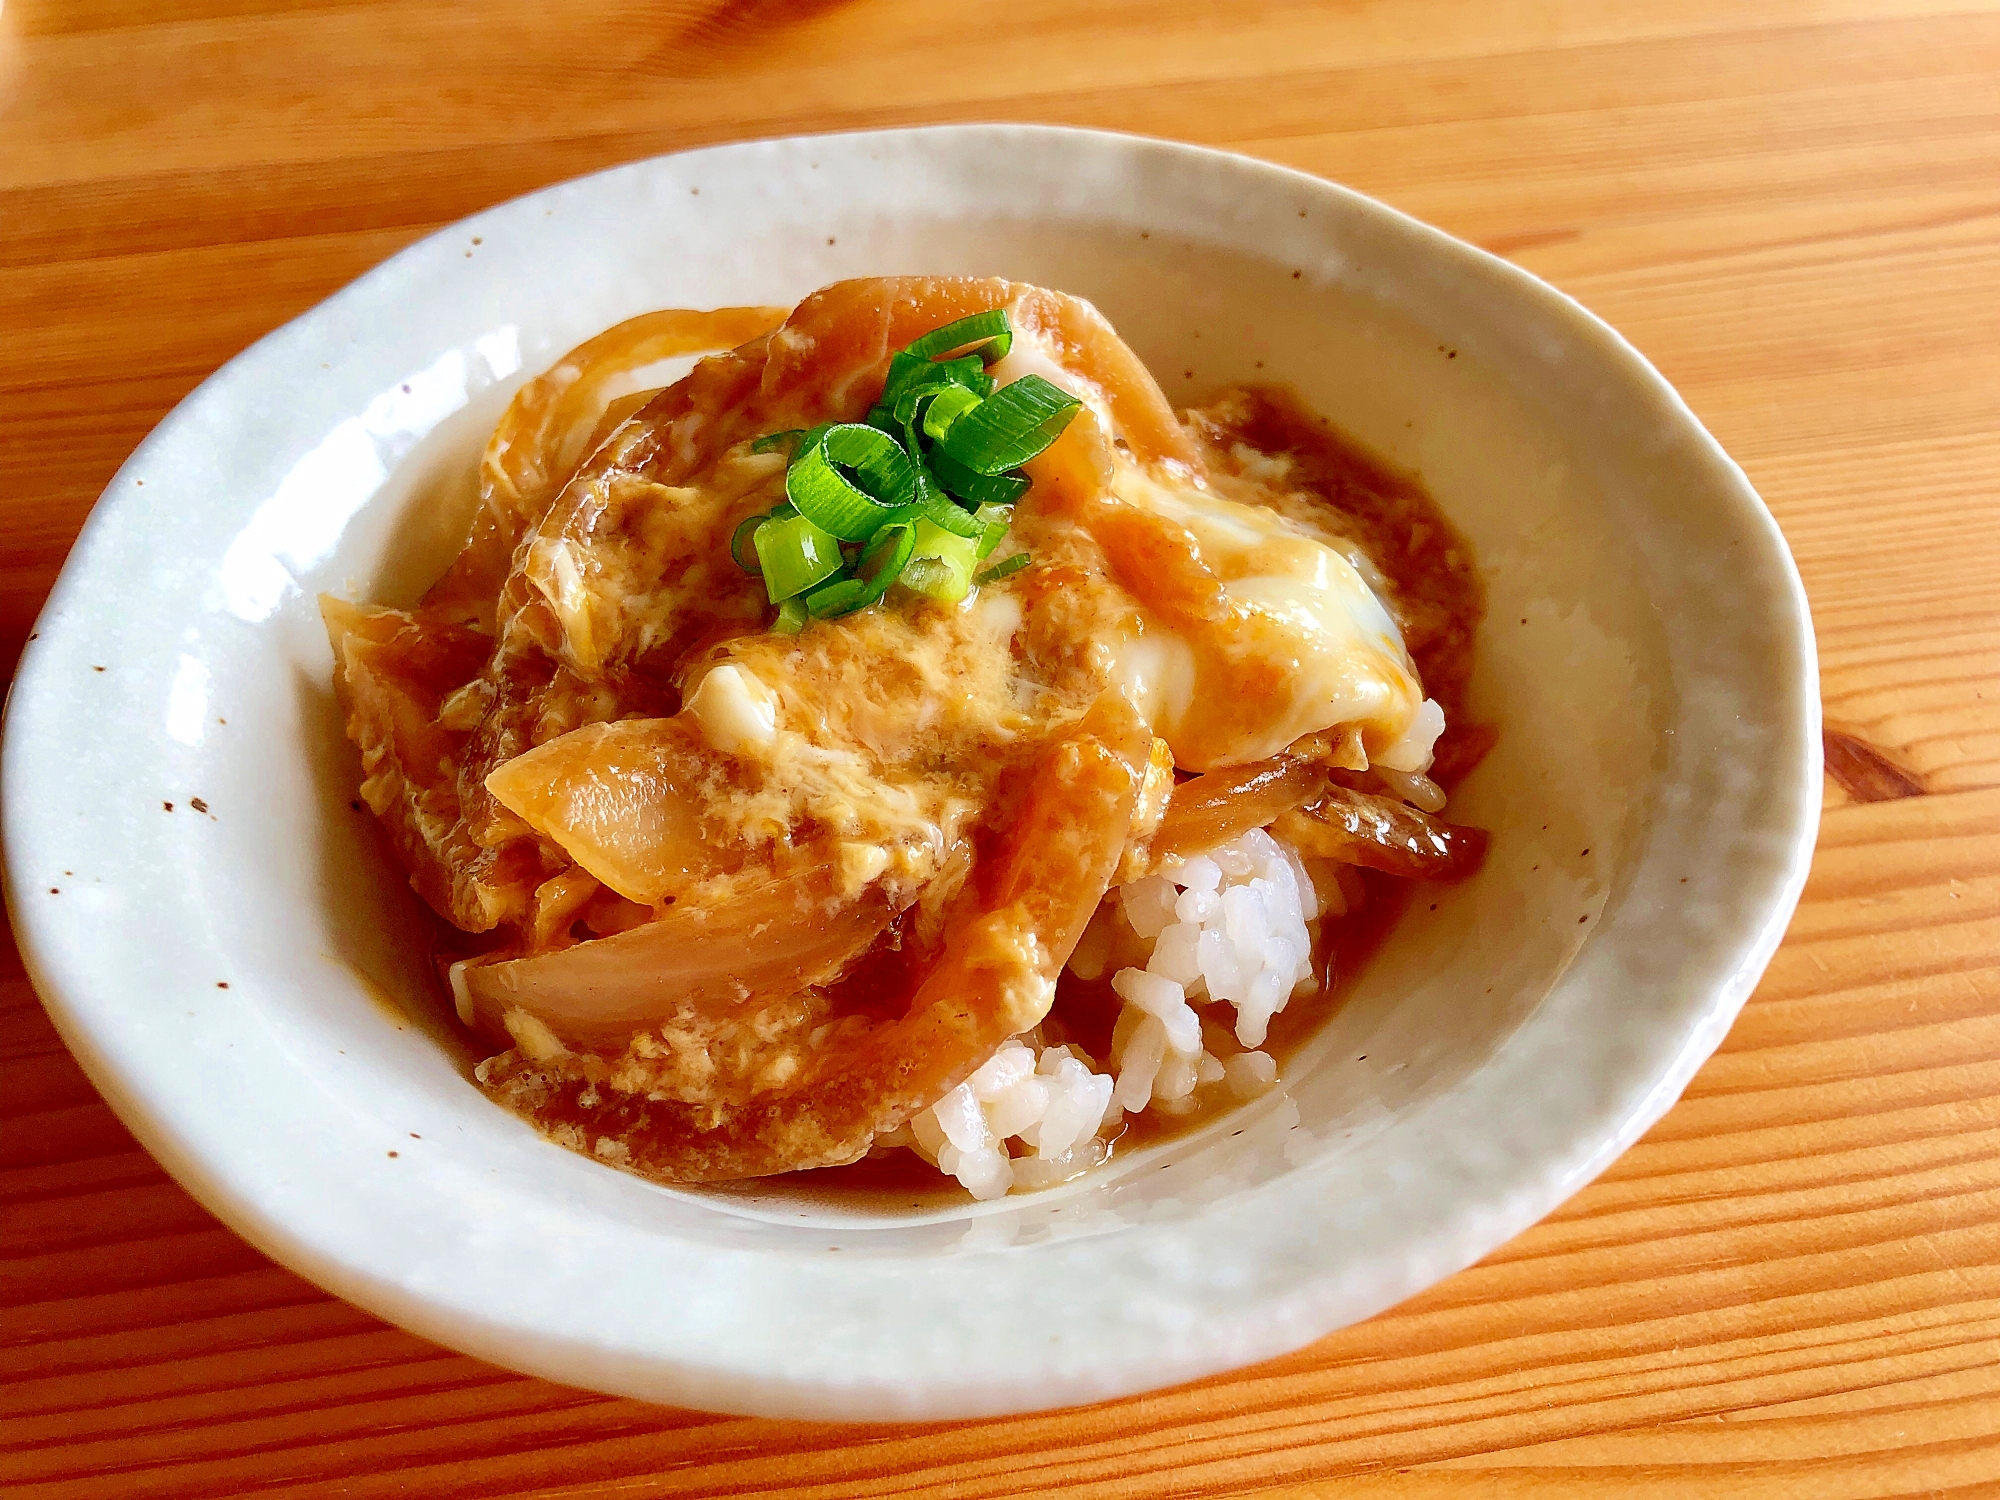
<box><xmin>888</xmin><ymin>1038</ymin><xmax>1118</xmax><ymax>1200</ymax></box>
<box><xmin>1103</xmin><ymin>826</ymin><xmax>1313</xmax><ymax>1115</ymax></box>
<box><xmin>894</xmin><ymin>827</ymin><xmax>1315</xmax><ymax>1199</ymax></box>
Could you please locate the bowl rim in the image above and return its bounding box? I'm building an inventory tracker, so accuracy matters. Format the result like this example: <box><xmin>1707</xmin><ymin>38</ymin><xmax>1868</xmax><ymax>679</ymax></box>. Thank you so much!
<box><xmin>2</xmin><ymin>122</ymin><xmax>1821</xmax><ymax>1419</ymax></box>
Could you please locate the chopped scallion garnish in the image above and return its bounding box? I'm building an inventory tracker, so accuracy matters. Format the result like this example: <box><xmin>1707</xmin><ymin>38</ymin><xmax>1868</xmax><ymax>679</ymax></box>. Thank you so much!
<box><xmin>755</xmin><ymin>512</ymin><xmax>845</xmax><ymax>601</ymax></box>
<box><xmin>927</xmin><ymin>446</ymin><xmax>1031</xmax><ymax>509</ymax></box>
<box><xmin>738</xmin><ymin>309</ymin><xmax>1080</xmax><ymax>630</ymax></box>
<box><xmin>729</xmin><ymin>512</ymin><xmax>768</xmax><ymax>574</ymax></box>
<box><xmin>903</xmin><ymin>308</ymin><xmax>1014</xmax><ymax>363</ymax></box>
<box><xmin>935</xmin><ymin>375</ymin><xmax>1082</xmax><ymax>476</ymax></box>
<box><xmin>902</xmin><ymin>519</ymin><xmax>984</xmax><ymax>603</ymax></box>
<box><xmin>910</xmin><ymin>476</ymin><xmax>985</xmax><ymax>537</ymax></box>
<box><xmin>921</xmin><ymin>385</ymin><xmax>981</xmax><ymax>442</ymax></box>
<box><xmin>974</xmin><ymin>552</ymin><xmax>1033</xmax><ymax>585</ymax></box>
<box><xmin>879</xmin><ymin>351</ymin><xmax>991</xmax><ymax>411</ymax></box>
<box><xmin>806</xmin><ymin>522</ymin><xmax>917</xmax><ymax>619</ymax></box>
<box><xmin>784</xmin><ymin>424</ymin><xmax>918</xmax><ymax>541</ymax></box>
<box><xmin>971</xmin><ymin>503</ymin><xmax>1014</xmax><ymax>561</ymax></box>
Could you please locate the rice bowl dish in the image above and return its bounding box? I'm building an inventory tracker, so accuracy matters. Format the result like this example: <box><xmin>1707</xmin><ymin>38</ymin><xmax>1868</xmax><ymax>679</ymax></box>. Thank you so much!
<box><xmin>2</xmin><ymin>126</ymin><xmax>1818</xmax><ymax>1416</ymax></box>
<box><xmin>326</xmin><ymin>275</ymin><xmax>1491</xmax><ymax>1200</ymax></box>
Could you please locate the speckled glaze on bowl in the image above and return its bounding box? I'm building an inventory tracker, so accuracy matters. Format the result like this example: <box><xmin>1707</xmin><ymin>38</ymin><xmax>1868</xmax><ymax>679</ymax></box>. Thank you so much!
<box><xmin>1</xmin><ymin>125</ymin><xmax>1818</xmax><ymax>1419</ymax></box>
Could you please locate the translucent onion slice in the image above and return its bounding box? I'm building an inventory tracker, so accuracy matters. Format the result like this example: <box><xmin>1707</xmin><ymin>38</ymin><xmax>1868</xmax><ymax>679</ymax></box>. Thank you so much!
<box><xmin>1145</xmin><ymin>754</ymin><xmax>1330</xmax><ymax>866</ymax></box>
<box><xmin>1274</xmin><ymin>784</ymin><xmax>1488</xmax><ymax>881</ymax></box>
<box><xmin>453</xmin><ymin>863</ymin><xmax>898</xmax><ymax>1051</ymax></box>
<box><xmin>483</xmin><ymin>717</ymin><xmax>737</xmax><ymax>906</ymax></box>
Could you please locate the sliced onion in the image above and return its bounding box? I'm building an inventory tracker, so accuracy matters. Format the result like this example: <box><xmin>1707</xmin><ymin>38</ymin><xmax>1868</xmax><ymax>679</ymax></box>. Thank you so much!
<box><xmin>1275</xmin><ymin>785</ymin><xmax>1488</xmax><ymax>881</ymax></box>
<box><xmin>455</xmin><ymin>864</ymin><xmax>898</xmax><ymax>1050</ymax></box>
<box><xmin>1146</xmin><ymin>755</ymin><xmax>1329</xmax><ymax>866</ymax></box>
<box><xmin>483</xmin><ymin>718</ymin><xmax>734</xmax><ymax>906</ymax></box>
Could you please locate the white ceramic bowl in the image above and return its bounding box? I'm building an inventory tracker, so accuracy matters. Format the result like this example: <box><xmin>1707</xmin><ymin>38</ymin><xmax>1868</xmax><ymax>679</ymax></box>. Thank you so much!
<box><xmin>2</xmin><ymin>125</ymin><xmax>1818</xmax><ymax>1419</ymax></box>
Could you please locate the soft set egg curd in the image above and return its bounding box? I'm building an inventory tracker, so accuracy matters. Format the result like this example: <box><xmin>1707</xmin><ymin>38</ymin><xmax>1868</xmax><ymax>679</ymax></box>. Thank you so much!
<box><xmin>325</xmin><ymin>276</ymin><xmax>1486</xmax><ymax>1198</ymax></box>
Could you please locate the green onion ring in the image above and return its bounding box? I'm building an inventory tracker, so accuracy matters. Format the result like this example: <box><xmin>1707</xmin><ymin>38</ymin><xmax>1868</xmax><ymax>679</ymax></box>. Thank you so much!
<box><xmin>921</xmin><ymin>384</ymin><xmax>981</xmax><ymax>442</ymax></box>
<box><xmin>903</xmin><ymin>308</ymin><xmax>1014</xmax><ymax>363</ymax></box>
<box><xmin>971</xmin><ymin>502</ymin><xmax>1014</xmax><ymax>560</ymax></box>
<box><xmin>806</xmin><ymin>522</ymin><xmax>917</xmax><ymax>619</ymax></box>
<box><xmin>882</xmin><ymin>352</ymin><xmax>993</xmax><ymax>410</ymax></box>
<box><xmin>905</xmin><ymin>463</ymin><xmax>985</xmax><ymax>537</ymax></box>
<box><xmin>926</xmin><ymin>444</ymin><xmax>1031</xmax><ymax>508</ymax></box>
<box><xmin>937</xmin><ymin>374</ymin><xmax>1082</xmax><ymax>476</ymax></box>
<box><xmin>729</xmin><ymin>511</ymin><xmax>769</xmax><ymax>574</ymax></box>
<box><xmin>785</xmin><ymin>423</ymin><xmax>918</xmax><ymax>541</ymax></box>
<box><xmin>901</xmin><ymin>518</ymin><xmax>984</xmax><ymax>603</ymax></box>
<box><xmin>755</xmin><ymin>511</ymin><xmax>845</xmax><ymax>601</ymax></box>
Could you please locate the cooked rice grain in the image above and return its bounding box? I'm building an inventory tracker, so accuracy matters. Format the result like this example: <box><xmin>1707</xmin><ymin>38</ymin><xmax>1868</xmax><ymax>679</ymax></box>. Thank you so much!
<box><xmin>898</xmin><ymin>828</ymin><xmax>1308</xmax><ymax>1198</ymax></box>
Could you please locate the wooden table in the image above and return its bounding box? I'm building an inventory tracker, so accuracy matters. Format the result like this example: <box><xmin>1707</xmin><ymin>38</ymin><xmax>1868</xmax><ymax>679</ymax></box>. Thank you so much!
<box><xmin>5</xmin><ymin>1</ymin><xmax>1999</xmax><ymax>1493</ymax></box>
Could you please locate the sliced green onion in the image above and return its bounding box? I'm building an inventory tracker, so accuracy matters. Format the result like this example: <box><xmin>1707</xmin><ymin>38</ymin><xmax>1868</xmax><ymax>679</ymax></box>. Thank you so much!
<box><xmin>881</xmin><ymin>351</ymin><xmax>993</xmax><ymax>409</ymax></box>
<box><xmin>756</xmin><ymin>512</ymin><xmax>844</xmax><ymax>601</ymax></box>
<box><xmin>909</xmin><ymin>470</ymin><xmax>984</xmax><ymax>537</ymax></box>
<box><xmin>971</xmin><ymin>503</ymin><xmax>1013</xmax><ymax>560</ymax></box>
<box><xmin>878</xmin><ymin>353</ymin><xmax>940</xmax><ymax>410</ymax></box>
<box><xmin>737</xmin><ymin>312</ymin><xmax>1067</xmax><ymax>635</ymax></box>
<box><xmin>878</xmin><ymin>411</ymin><xmax>984</xmax><ymax>541</ymax></box>
<box><xmin>729</xmin><ymin>512</ymin><xmax>769</xmax><ymax>574</ymax></box>
<box><xmin>785</xmin><ymin>423</ymin><xmax>917</xmax><ymax>541</ymax></box>
<box><xmin>926</xmin><ymin>444</ymin><xmax>1031</xmax><ymax>508</ymax></box>
<box><xmin>941</xmin><ymin>358</ymin><xmax>996</xmax><ymax>398</ymax></box>
<box><xmin>899</xmin><ymin>518</ymin><xmax>983</xmax><ymax>603</ymax></box>
<box><xmin>921</xmin><ymin>385</ymin><xmax>981</xmax><ymax>442</ymax></box>
<box><xmin>937</xmin><ymin>375</ymin><xmax>1082</xmax><ymax>475</ymax></box>
<box><xmin>895</xmin><ymin>388</ymin><xmax>942</xmax><ymax>460</ymax></box>
<box><xmin>903</xmin><ymin>309</ymin><xmax>1013</xmax><ymax>364</ymax></box>
<box><xmin>806</xmin><ymin>522</ymin><xmax>917</xmax><ymax>619</ymax></box>
<box><xmin>801</xmin><ymin>577</ymin><xmax>868</xmax><ymax>619</ymax></box>
<box><xmin>974</xmin><ymin>551</ymin><xmax>1032</xmax><ymax>585</ymax></box>
<box><xmin>881</xmin><ymin>389</ymin><xmax>1000</xmax><ymax>535</ymax></box>
<box><xmin>897</xmin><ymin>557</ymin><xmax>953</xmax><ymax>599</ymax></box>
<box><xmin>862</xmin><ymin>519</ymin><xmax>919</xmax><ymax>587</ymax></box>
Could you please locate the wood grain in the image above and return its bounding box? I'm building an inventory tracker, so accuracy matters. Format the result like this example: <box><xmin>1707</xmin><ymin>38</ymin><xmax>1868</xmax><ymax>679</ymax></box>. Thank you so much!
<box><xmin>5</xmin><ymin>0</ymin><xmax>2000</xmax><ymax>1494</ymax></box>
